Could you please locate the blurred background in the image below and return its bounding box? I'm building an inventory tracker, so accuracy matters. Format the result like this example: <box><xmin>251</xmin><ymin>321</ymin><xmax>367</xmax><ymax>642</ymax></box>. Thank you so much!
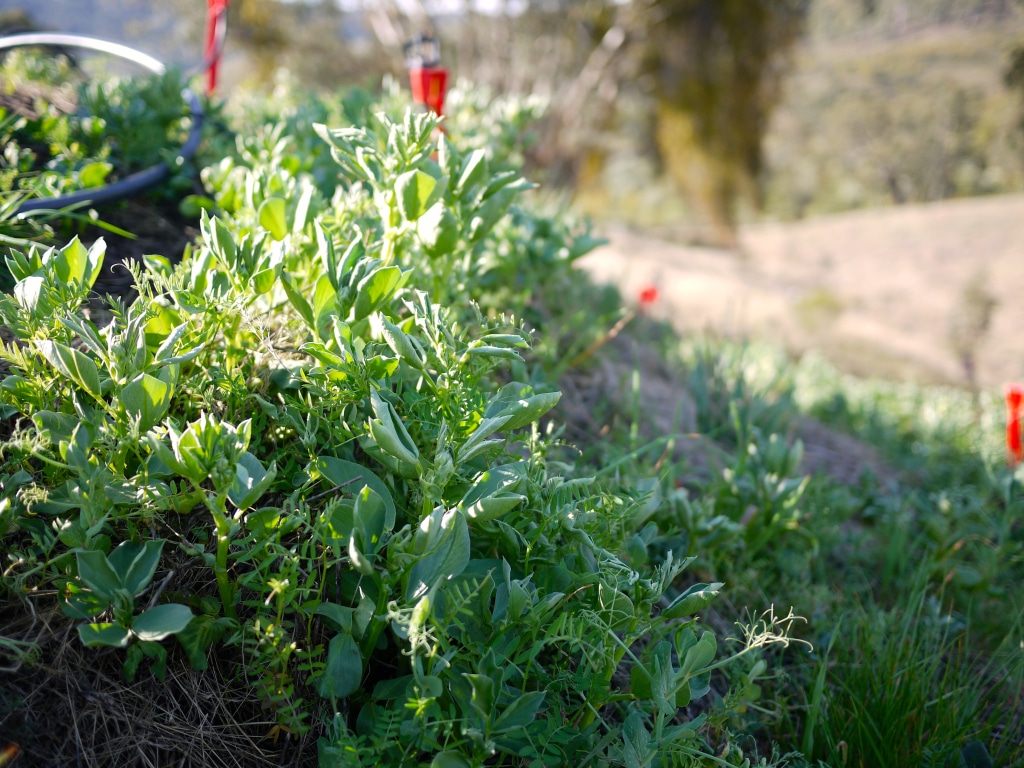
<box><xmin>4</xmin><ymin>1</ymin><xmax>1023</xmax><ymax>236</ymax></box>
<box><xmin>3</xmin><ymin>0</ymin><xmax>1024</xmax><ymax>386</ymax></box>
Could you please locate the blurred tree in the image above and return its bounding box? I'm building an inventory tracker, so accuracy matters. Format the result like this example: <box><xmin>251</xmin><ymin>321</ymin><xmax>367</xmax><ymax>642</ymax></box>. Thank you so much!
<box><xmin>630</xmin><ymin>0</ymin><xmax>809</xmax><ymax>246</ymax></box>
<box><xmin>0</xmin><ymin>10</ymin><xmax>37</xmax><ymax>34</ymax></box>
<box><xmin>229</xmin><ymin>0</ymin><xmax>289</xmax><ymax>82</ymax></box>
<box><xmin>1007</xmin><ymin>42</ymin><xmax>1024</xmax><ymax>130</ymax></box>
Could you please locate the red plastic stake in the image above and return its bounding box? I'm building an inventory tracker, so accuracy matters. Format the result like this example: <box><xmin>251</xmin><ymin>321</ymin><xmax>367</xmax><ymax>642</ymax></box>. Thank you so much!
<box><xmin>409</xmin><ymin>66</ymin><xmax>448</xmax><ymax>116</ymax></box>
<box><xmin>205</xmin><ymin>0</ymin><xmax>230</xmax><ymax>96</ymax></box>
<box><xmin>404</xmin><ymin>35</ymin><xmax>448</xmax><ymax>117</ymax></box>
<box><xmin>1006</xmin><ymin>383</ymin><xmax>1024</xmax><ymax>466</ymax></box>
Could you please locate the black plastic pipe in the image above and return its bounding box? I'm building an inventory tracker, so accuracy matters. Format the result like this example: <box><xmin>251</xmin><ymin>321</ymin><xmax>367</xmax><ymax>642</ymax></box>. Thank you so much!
<box><xmin>0</xmin><ymin>33</ymin><xmax>204</xmax><ymax>214</ymax></box>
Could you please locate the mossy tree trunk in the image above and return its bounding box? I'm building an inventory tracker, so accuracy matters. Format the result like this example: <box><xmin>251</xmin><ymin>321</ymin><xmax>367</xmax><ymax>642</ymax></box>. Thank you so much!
<box><xmin>635</xmin><ymin>0</ymin><xmax>808</xmax><ymax>246</ymax></box>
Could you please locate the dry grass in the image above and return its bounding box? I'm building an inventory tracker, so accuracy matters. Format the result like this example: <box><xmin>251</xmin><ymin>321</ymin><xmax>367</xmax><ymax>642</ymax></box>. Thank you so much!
<box><xmin>0</xmin><ymin>598</ymin><xmax>320</xmax><ymax>768</ymax></box>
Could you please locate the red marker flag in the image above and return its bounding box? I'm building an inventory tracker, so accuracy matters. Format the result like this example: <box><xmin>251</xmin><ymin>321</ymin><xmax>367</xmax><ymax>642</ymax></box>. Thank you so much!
<box><xmin>1006</xmin><ymin>383</ymin><xmax>1024</xmax><ymax>465</ymax></box>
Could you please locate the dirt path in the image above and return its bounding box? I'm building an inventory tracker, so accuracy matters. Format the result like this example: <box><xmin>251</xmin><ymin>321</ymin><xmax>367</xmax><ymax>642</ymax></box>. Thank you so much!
<box><xmin>580</xmin><ymin>194</ymin><xmax>1024</xmax><ymax>390</ymax></box>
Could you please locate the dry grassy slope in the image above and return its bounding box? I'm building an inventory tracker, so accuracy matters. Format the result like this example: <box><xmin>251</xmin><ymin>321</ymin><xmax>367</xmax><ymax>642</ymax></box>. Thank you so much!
<box><xmin>581</xmin><ymin>193</ymin><xmax>1024</xmax><ymax>390</ymax></box>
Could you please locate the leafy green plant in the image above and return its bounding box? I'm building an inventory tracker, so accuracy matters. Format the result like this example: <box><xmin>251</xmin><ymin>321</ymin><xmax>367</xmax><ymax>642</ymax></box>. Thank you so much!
<box><xmin>65</xmin><ymin>539</ymin><xmax>192</xmax><ymax>655</ymax></box>
<box><xmin>0</xmin><ymin>92</ymin><xmax>786</xmax><ymax>767</ymax></box>
<box><xmin>5</xmin><ymin>62</ymin><xmax>1021</xmax><ymax>768</ymax></box>
<box><xmin>0</xmin><ymin>51</ymin><xmax>193</xmax><ymax>205</ymax></box>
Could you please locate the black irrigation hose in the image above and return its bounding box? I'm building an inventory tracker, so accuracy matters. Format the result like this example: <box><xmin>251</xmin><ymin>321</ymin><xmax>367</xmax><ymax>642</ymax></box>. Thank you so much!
<box><xmin>0</xmin><ymin>33</ymin><xmax>205</xmax><ymax>214</ymax></box>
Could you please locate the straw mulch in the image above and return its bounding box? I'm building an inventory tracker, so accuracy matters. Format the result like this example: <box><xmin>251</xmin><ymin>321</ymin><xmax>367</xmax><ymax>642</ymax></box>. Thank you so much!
<box><xmin>1</xmin><ymin>599</ymin><xmax>320</xmax><ymax>768</ymax></box>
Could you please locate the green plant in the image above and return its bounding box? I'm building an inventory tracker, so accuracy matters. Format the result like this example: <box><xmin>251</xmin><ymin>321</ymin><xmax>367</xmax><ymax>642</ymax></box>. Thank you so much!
<box><xmin>0</xmin><ymin>94</ymin><xmax>785</xmax><ymax>767</ymax></box>
<box><xmin>4</xmin><ymin>62</ymin><xmax>1022</xmax><ymax>768</ymax></box>
<box><xmin>64</xmin><ymin>539</ymin><xmax>192</xmax><ymax>672</ymax></box>
<box><xmin>0</xmin><ymin>52</ymin><xmax>193</xmax><ymax>205</ymax></box>
<box><xmin>797</xmin><ymin>588</ymin><xmax>1021</xmax><ymax>768</ymax></box>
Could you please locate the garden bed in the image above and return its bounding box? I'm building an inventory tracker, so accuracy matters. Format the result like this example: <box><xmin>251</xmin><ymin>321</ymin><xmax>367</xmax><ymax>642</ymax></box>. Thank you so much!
<box><xmin>1</xmin><ymin>73</ymin><xmax>1021</xmax><ymax>768</ymax></box>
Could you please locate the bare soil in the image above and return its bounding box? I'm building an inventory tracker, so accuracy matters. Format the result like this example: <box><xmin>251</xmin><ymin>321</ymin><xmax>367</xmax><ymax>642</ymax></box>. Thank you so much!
<box><xmin>581</xmin><ymin>194</ymin><xmax>1024</xmax><ymax>390</ymax></box>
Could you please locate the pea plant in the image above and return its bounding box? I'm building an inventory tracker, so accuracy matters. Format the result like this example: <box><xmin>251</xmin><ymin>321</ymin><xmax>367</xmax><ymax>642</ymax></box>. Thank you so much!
<box><xmin>0</xmin><ymin>98</ymin><xmax>782</xmax><ymax>767</ymax></box>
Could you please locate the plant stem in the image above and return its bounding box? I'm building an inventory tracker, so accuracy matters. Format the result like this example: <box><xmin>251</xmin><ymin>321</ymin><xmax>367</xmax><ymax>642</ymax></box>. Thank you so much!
<box><xmin>209</xmin><ymin>493</ymin><xmax>238</xmax><ymax>622</ymax></box>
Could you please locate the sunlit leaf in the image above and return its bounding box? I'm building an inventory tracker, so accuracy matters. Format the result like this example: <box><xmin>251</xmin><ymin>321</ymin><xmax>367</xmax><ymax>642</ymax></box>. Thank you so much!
<box><xmin>121</xmin><ymin>373</ymin><xmax>173</xmax><ymax>431</ymax></box>
<box><xmin>227</xmin><ymin>452</ymin><xmax>277</xmax><ymax>511</ymax></box>
<box><xmin>132</xmin><ymin>603</ymin><xmax>194</xmax><ymax>642</ymax></box>
<box><xmin>36</xmin><ymin>340</ymin><xmax>103</xmax><ymax>399</ymax></box>
<box><xmin>78</xmin><ymin>622</ymin><xmax>131</xmax><ymax>648</ymax></box>
<box><xmin>396</xmin><ymin>169</ymin><xmax>442</xmax><ymax>222</ymax></box>
<box><xmin>79</xmin><ymin>161</ymin><xmax>112</xmax><ymax>188</ymax></box>
<box><xmin>258</xmin><ymin>197</ymin><xmax>288</xmax><ymax>241</ymax></box>
<box><xmin>455</xmin><ymin>149</ymin><xmax>488</xmax><ymax>197</ymax></box>
<box><xmin>351</xmin><ymin>265</ymin><xmax>402</xmax><ymax>322</ymax></box>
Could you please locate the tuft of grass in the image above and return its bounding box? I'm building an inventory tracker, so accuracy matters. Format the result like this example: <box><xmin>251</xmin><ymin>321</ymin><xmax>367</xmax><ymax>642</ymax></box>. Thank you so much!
<box><xmin>797</xmin><ymin>584</ymin><xmax>1023</xmax><ymax>768</ymax></box>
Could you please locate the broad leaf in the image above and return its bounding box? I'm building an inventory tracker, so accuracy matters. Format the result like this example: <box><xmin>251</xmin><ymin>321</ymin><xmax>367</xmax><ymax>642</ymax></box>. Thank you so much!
<box><xmin>316</xmin><ymin>632</ymin><xmax>363</xmax><ymax>699</ymax></box>
<box><xmin>352</xmin><ymin>485</ymin><xmax>387</xmax><ymax>550</ymax></box>
<box><xmin>312</xmin><ymin>273</ymin><xmax>337</xmax><ymax>331</ymax></box>
<box><xmin>463</xmin><ymin>672</ymin><xmax>495</xmax><ymax>720</ymax></box>
<box><xmin>13</xmin><ymin>275</ymin><xmax>45</xmax><ymax>313</ymax></box>
<box><xmin>465</xmin><ymin>180</ymin><xmax>533</xmax><ymax>244</ymax></box>
<box><xmin>407</xmin><ymin>509</ymin><xmax>470</xmax><ymax>601</ymax></box>
<box><xmin>281</xmin><ymin>273</ymin><xmax>315</xmax><ymax>329</ymax></box>
<box><xmin>597</xmin><ymin>582</ymin><xmax>635</xmax><ymax>631</ymax></box>
<box><xmin>492</xmin><ymin>690</ymin><xmax>546</xmax><ymax>733</ymax></box>
<box><xmin>416</xmin><ymin>203</ymin><xmax>459</xmax><ymax>258</ymax></box>
<box><xmin>50</xmin><ymin>237</ymin><xmax>88</xmax><ymax>286</ymax></box>
<box><xmin>120</xmin><ymin>373</ymin><xmax>173</xmax><ymax>431</ymax></box>
<box><xmin>75</xmin><ymin>549</ymin><xmax>122</xmax><ymax>601</ymax></box>
<box><xmin>485</xmin><ymin>383</ymin><xmax>561</xmax><ymax>431</ymax></box>
<box><xmin>315</xmin><ymin>458</ymin><xmax>397</xmax><ymax>531</ymax></box>
<box><xmin>455</xmin><ymin>149</ymin><xmax>488</xmax><ymax>197</ymax></box>
<box><xmin>395</xmin><ymin>169</ymin><xmax>442</xmax><ymax>222</ymax></box>
<box><xmin>37</xmin><ymin>340</ymin><xmax>103</xmax><ymax>400</ymax></box>
<box><xmin>78</xmin><ymin>622</ymin><xmax>131</xmax><ymax>648</ymax></box>
<box><xmin>32</xmin><ymin>410</ymin><xmax>80</xmax><ymax>445</ymax></box>
<box><xmin>351</xmin><ymin>265</ymin><xmax>402</xmax><ymax>322</ymax></box>
<box><xmin>679</xmin><ymin>631</ymin><xmax>717</xmax><ymax>678</ymax></box>
<box><xmin>122</xmin><ymin>540</ymin><xmax>166</xmax><ymax>596</ymax></box>
<box><xmin>457</xmin><ymin>416</ymin><xmax>511</xmax><ymax>465</ymax></box>
<box><xmin>367</xmin><ymin>389</ymin><xmax>419</xmax><ymax>467</ymax></box>
<box><xmin>463</xmin><ymin>492</ymin><xmax>526</xmax><ymax>522</ymax></box>
<box><xmin>314</xmin><ymin>602</ymin><xmax>353</xmax><ymax>633</ymax></box>
<box><xmin>62</xmin><ymin>581</ymin><xmax>111</xmax><ymax>620</ymax></box>
<box><xmin>258</xmin><ymin>197</ymin><xmax>288</xmax><ymax>241</ymax></box>
<box><xmin>662</xmin><ymin>582</ymin><xmax>724</xmax><ymax>619</ymax></box>
<box><xmin>79</xmin><ymin>161</ymin><xmax>111</xmax><ymax>188</ymax></box>
<box><xmin>293</xmin><ymin>183</ymin><xmax>315</xmax><ymax>233</ymax></box>
<box><xmin>227</xmin><ymin>452</ymin><xmax>277</xmax><ymax>511</ymax></box>
<box><xmin>132</xmin><ymin>603</ymin><xmax>194</xmax><ymax>641</ymax></box>
<box><xmin>430</xmin><ymin>752</ymin><xmax>471</xmax><ymax>768</ymax></box>
<box><xmin>622</xmin><ymin>711</ymin><xmax>652</xmax><ymax>768</ymax></box>
<box><xmin>647</xmin><ymin>641</ymin><xmax>686</xmax><ymax>712</ymax></box>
